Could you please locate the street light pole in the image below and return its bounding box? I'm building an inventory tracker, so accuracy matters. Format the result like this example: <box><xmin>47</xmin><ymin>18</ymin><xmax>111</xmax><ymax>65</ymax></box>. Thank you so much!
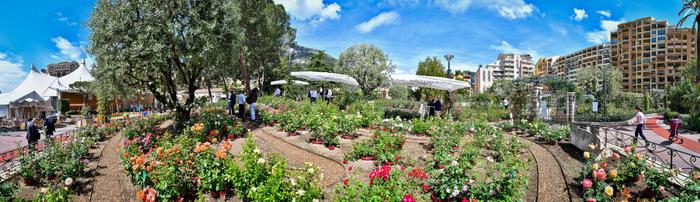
<box><xmin>444</xmin><ymin>54</ymin><xmax>454</xmax><ymax>79</ymax></box>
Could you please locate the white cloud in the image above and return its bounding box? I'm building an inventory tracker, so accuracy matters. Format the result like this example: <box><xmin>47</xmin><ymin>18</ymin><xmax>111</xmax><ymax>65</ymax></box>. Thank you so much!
<box><xmin>549</xmin><ymin>23</ymin><xmax>568</xmax><ymax>35</ymax></box>
<box><xmin>56</xmin><ymin>12</ymin><xmax>77</xmax><ymax>26</ymax></box>
<box><xmin>51</xmin><ymin>37</ymin><xmax>82</xmax><ymax>60</ymax></box>
<box><xmin>0</xmin><ymin>53</ymin><xmax>26</xmax><ymax>93</ymax></box>
<box><xmin>356</xmin><ymin>11</ymin><xmax>401</xmax><ymax>34</ymax></box>
<box><xmin>596</xmin><ymin>10</ymin><xmax>611</xmax><ymax>18</ymax></box>
<box><xmin>586</xmin><ymin>19</ymin><xmax>624</xmax><ymax>44</ymax></box>
<box><xmin>573</xmin><ymin>8</ymin><xmax>588</xmax><ymax>21</ymax></box>
<box><xmin>378</xmin><ymin>0</ymin><xmax>420</xmax><ymax>7</ymax></box>
<box><xmin>273</xmin><ymin>0</ymin><xmax>341</xmax><ymax>23</ymax></box>
<box><xmin>490</xmin><ymin>41</ymin><xmax>538</xmax><ymax>59</ymax></box>
<box><xmin>434</xmin><ymin>0</ymin><xmax>535</xmax><ymax>19</ymax></box>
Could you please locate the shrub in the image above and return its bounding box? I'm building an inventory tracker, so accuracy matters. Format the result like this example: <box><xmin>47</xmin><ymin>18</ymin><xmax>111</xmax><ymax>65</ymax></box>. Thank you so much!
<box><xmin>683</xmin><ymin>113</ymin><xmax>700</xmax><ymax>132</ymax></box>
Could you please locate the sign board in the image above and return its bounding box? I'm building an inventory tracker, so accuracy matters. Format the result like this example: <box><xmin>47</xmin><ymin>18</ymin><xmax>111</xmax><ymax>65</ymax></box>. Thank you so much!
<box><xmin>592</xmin><ymin>101</ymin><xmax>599</xmax><ymax>112</ymax></box>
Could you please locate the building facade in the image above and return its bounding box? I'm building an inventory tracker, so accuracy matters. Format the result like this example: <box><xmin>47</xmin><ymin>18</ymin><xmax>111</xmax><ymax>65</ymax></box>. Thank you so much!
<box><xmin>534</xmin><ymin>56</ymin><xmax>559</xmax><ymax>77</ymax></box>
<box><xmin>611</xmin><ymin>17</ymin><xmax>696</xmax><ymax>92</ymax></box>
<box><xmin>551</xmin><ymin>43</ymin><xmax>611</xmax><ymax>82</ymax></box>
<box><xmin>488</xmin><ymin>54</ymin><xmax>534</xmax><ymax>80</ymax></box>
<box><xmin>474</xmin><ymin>65</ymin><xmax>494</xmax><ymax>93</ymax></box>
<box><xmin>47</xmin><ymin>61</ymin><xmax>80</xmax><ymax>77</ymax></box>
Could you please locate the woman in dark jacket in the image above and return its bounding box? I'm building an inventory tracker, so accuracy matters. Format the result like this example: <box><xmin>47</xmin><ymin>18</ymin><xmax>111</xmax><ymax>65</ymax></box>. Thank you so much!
<box><xmin>26</xmin><ymin>118</ymin><xmax>41</xmax><ymax>150</ymax></box>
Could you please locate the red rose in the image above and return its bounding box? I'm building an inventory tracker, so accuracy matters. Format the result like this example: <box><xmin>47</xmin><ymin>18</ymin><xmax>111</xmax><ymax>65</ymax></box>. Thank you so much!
<box><xmin>343</xmin><ymin>178</ymin><xmax>348</xmax><ymax>185</ymax></box>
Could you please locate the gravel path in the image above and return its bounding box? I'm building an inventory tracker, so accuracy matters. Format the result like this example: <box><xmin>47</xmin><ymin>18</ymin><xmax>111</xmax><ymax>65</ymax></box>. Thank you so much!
<box><xmin>89</xmin><ymin>133</ymin><xmax>138</xmax><ymax>202</ymax></box>
<box><xmin>252</xmin><ymin>128</ymin><xmax>345</xmax><ymax>188</ymax></box>
<box><xmin>519</xmin><ymin>137</ymin><xmax>571</xmax><ymax>202</ymax></box>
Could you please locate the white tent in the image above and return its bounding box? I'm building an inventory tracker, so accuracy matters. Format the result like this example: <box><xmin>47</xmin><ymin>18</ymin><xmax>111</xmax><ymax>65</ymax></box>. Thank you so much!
<box><xmin>0</xmin><ymin>69</ymin><xmax>68</xmax><ymax>118</ymax></box>
<box><xmin>270</xmin><ymin>80</ymin><xmax>309</xmax><ymax>86</ymax></box>
<box><xmin>291</xmin><ymin>71</ymin><xmax>359</xmax><ymax>86</ymax></box>
<box><xmin>389</xmin><ymin>74</ymin><xmax>470</xmax><ymax>92</ymax></box>
<box><xmin>59</xmin><ymin>62</ymin><xmax>95</xmax><ymax>86</ymax></box>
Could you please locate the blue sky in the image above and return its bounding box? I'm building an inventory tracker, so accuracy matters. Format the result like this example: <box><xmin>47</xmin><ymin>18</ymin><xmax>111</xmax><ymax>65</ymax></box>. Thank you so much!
<box><xmin>0</xmin><ymin>0</ymin><xmax>687</xmax><ymax>92</ymax></box>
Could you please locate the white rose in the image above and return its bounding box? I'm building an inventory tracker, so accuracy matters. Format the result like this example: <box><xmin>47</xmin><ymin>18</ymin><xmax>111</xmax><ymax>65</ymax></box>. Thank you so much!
<box><xmin>296</xmin><ymin>189</ymin><xmax>305</xmax><ymax>196</ymax></box>
<box><xmin>257</xmin><ymin>158</ymin><xmax>266</xmax><ymax>164</ymax></box>
<box><xmin>307</xmin><ymin>168</ymin><xmax>315</xmax><ymax>174</ymax></box>
<box><xmin>64</xmin><ymin>177</ymin><xmax>74</xmax><ymax>187</ymax></box>
<box><xmin>254</xmin><ymin>148</ymin><xmax>261</xmax><ymax>154</ymax></box>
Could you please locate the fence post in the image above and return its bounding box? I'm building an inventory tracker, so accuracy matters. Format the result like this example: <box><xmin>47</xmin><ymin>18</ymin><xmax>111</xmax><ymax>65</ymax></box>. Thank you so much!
<box><xmin>567</xmin><ymin>92</ymin><xmax>576</xmax><ymax>123</ymax></box>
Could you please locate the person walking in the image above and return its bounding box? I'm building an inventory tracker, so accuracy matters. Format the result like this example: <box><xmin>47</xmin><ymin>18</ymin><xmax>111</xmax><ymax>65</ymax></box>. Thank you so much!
<box><xmin>325</xmin><ymin>88</ymin><xmax>333</xmax><ymax>104</ymax></box>
<box><xmin>669</xmin><ymin>115</ymin><xmax>683</xmax><ymax>143</ymax></box>
<box><xmin>227</xmin><ymin>89</ymin><xmax>235</xmax><ymax>115</ymax></box>
<box><xmin>633</xmin><ymin>106</ymin><xmax>648</xmax><ymax>144</ymax></box>
<box><xmin>26</xmin><ymin>118</ymin><xmax>40</xmax><ymax>151</ymax></box>
<box><xmin>236</xmin><ymin>91</ymin><xmax>246</xmax><ymax>121</ymax></box>
<box><xmin>249</xmin><ymin>88</ymin><xmax>259</xmax><ymax>121</ymax></box>
<box><xmin>309</xmin><ymin>89</ymin><xmax>318</xmax><ymax>103</ymax></box>
<box><xmin>44</xmin><ymin>116</ymin><xmax>55</xmax><ymax>138</ymax></box>
<box><xmin>434</xmin><ymin>99</ymin><xmax>443</xmax><ymax>118</ymax></box>
<box><xmin>274</xmin><ymin>87</ymin><xmax>282</xmax><ymax>97</ymax></box>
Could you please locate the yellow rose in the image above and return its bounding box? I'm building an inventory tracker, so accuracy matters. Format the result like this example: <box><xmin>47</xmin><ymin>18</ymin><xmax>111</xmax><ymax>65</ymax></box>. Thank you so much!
<box><xmin>604</xmin><ymin>185</ymin><xmax>614</xmax><ymax>197</ymax></box>
<box><xmin>583</xmin><ymin>152</ymin><xmax>590</xmax><ymax>159</ymax></box>
<box><xmin>609</xmin><ymin>169</ymin><xmax>618</xmax><ymax>178</ymax></box>
<box><xmin>592</xmin><ymin>163</ymin><xmax>599</xmax><ymax>170</ymax></box>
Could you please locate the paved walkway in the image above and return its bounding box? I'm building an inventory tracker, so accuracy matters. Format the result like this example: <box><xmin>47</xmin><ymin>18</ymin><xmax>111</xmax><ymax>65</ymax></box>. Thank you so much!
<box><xmin>607</xmin><ymin>115</ymin><xmax>700</xmax><ymax>172</ymax></box>
<box><xmin>0</xmin><ymin>124</ymin><xmax>76</xmax><ymax>153</ymax></box>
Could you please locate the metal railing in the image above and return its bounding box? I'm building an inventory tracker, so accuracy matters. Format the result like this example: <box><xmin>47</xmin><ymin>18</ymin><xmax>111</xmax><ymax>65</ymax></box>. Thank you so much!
<box><xmin>599</xmin><ymin>127</ymin><xmax>699</xmax><ymax>174</ymax></box>
<box><xmin>0</xmin><ymin>130</ymin><xmax>77</xmax><ymax>176</ymax></box>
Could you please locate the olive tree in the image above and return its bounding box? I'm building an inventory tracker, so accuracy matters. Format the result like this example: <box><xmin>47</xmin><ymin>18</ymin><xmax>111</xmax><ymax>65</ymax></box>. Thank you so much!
<box><xmin>337</xmin><ymin>44</ymin><xmax>395</xmax><ymax>98</ymax></box>
<box><xmin>88</xmin><ymin>0</ymin><xmax>241</xmax><ymax>125</ymax></box>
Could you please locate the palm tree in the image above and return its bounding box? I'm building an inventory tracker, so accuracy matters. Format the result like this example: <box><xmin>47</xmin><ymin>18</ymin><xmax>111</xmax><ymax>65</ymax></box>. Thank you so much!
<box><xmin>678</xmin><ymin>0</ymin><xmax>700</xmax><ymax>82</ymax></box>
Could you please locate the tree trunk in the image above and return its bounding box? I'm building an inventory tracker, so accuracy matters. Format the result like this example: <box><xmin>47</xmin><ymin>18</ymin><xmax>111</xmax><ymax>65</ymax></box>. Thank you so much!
<box><xmin>241</xmin><ymin>52</ymin><xmax>251</xmax><ymax>94</ymax></box>
<box><xmin>206</xmin><ymin>78</ymin><xmax>213</xmax><ymax>103</ymax></box>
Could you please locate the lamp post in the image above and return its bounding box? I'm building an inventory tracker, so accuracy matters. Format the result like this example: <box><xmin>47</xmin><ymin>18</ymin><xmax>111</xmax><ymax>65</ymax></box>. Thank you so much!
<box><xmin>444</xmin><ymin>54</ymin><xmax>454</xmax><ymax>79</ymax></box>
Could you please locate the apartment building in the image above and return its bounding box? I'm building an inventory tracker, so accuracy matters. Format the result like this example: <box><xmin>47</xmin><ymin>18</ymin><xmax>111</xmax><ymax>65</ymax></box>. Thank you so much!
<box><xmin>552</xmin><ymin>43</ymin><xmax>612</xmax><ymax>82</ymax></box>
<box><xmin>534</xmin><ymin>56</ymin><xmax>559</xmax><ymax>77</ymax></box>
<box><xmin>47</xmin><ymin>61</ymin><xmax>80</xmax><ymax>77</ymax></box>
<box><xmin>611</xmin><ymin>17</ymin><xmax>696</xmax><ymax>92</ymax></box>
<box><xmin>474</xmin><ymin>65</ymin><xmax>494</xmax><ymax>93</ymax></box>
<box><xmin>487</xmin><ymin>54</ymin><xmax>534</xmax><ymax>80</ymax></box>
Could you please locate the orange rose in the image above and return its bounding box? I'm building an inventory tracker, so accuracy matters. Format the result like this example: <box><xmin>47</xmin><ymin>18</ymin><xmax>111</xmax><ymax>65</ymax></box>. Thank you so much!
<box><xmin>215</xmin><ymin>149</ymin><xmax>227</xmax><ymax>159</ymax></box>
<box><xmin>136</xmin><ymin>190</ymin><xmax>145</xmax><ymax>200</ymax></box>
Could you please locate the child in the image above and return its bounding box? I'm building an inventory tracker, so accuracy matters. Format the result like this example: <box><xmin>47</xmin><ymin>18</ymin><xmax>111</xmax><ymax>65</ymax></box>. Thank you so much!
<box><xmin>669</xmin><ymin>115</ymin><xmax>683</xmax><ymax>143</ymax></box>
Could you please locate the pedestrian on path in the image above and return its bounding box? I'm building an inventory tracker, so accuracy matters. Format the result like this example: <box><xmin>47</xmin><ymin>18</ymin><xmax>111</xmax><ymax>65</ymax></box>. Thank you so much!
<box><xmin>669</xmin><ymin>115</ymin><xmax>683</xmax><ymax>143</ymax></box>
<box><xmin>249</xmin><ymin>88</ymin><xmax>259</xmax><ymax>121</ymax></box>
<box><xmin>26</xmin><ymin>118</ymin><xmax>40</xmax><ymax>151</ymax></box>
<box><xmin>633</xmin><ymin>106</ymin><xmax>648</xmax><ymax>144</ymax></box>
<box><xmin>237</xmin><ymin>91</ymin><xmax>246</xmax><ymax>121</ymax></box>
<box><xmin>44</xmin><ymin>116</ymin><xmax>55</xmax><ymax>137</ymax></box>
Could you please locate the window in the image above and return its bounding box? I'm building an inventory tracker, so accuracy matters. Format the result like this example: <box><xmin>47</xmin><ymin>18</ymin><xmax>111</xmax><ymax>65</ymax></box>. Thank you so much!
<box><xmin>652</xmin><ymin>30</ymin><xmax>657</xmax><ymax>34</ymax></box>
<box><xmin>658</xmin><ymin>36</ymin><xmax>666</xmax><ymax>41</ymax></box>
<box><xmin>651</xmin><ymin>38</ymin><xmax>657</xmax><ymax>43</ymax></box>
<box><xmin>658</xmin><ymin>30</ymin><xmax>666</xmax><ymax>35</ymax></box>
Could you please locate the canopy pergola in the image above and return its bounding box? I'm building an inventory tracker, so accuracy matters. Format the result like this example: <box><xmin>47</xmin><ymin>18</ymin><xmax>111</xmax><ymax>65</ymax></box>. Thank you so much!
<box><xmin>291</xmin><ymin>71</ymin><xmax>359</xmax><ymax>86</ymax></box>
<box><xmin>270</xmin><ymin>80</ymin><xmax>310</xmax><ymax>86</ymax></box>
<box><xmin>389</xmin><ymin>74</ymin><xmax>470</xmax><ymax>92</ymax></box>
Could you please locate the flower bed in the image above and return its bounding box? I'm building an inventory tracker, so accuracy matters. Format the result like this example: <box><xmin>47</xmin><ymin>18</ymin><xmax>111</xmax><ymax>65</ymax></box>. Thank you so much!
<box><xmin>119</xmin><ymin>113</ymin><xmax>323</xmax><ymax>201</ymax></box>
<box><xmin>338</xmin><ymin>121</ymin><xmax>530</xmax><ymax>201</ymax></box>
<box><xmin>344</xmin><ymin>130</ymin><xmax>406</xmax><ymax>164</ymax></box>
<box><xmin>579</xmin><ymin>145</ymin><xmax>700</xmax><ymax>201</ymax></box>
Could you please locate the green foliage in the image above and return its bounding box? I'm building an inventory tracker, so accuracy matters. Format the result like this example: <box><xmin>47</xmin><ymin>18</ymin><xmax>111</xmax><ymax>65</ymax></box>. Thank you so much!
<box><xmin>416</xmin><ymin>57</ymin><xmax>447</xmax><ymax>99</ymax></box>
<box><xmin>345</xmin><ymin>131</ymin><xmax>406</xmax><ymax>164</ymax></box>
<box><xmin>0</xmin><ymin>181</ymin><xmax>17</xmax><ymax>201</ymax></box>
<box><xmin>577</xmin><ymin>66</ymin><xmax>622</xmax><ymax>115</ymax></box>
<box><xmin>337</xmin><ymin>44</ymin><xmax>396</xmax><ymax>98</ymax></box>
<box><xmin>389</xmin><ymin>86</ymin><xmax>410</xmax><ymax>100</ymax></box>
<box><xmin>486</xmin><ymin>80</ymin><xmax>516</xmax><ymax>101</ymax></box>
<box><xmin>683</xmin><ymin>113</ymin><xmax>700</xmax><ymax>132</ymax></box>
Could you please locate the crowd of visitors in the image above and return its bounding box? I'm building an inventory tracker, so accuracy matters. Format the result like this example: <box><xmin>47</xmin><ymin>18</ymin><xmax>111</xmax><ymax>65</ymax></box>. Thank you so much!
<box><xmin>228</xmin><ymin>87</ymin><xmax>259</xmax><ymax>122</ymax></box>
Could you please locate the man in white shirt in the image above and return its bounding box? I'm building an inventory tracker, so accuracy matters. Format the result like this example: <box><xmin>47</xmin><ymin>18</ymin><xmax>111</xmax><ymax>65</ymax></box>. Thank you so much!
<box><xmin>309</xmin><ymin>89</ymin><xmax>318</xmax><ymax>102</ymax></box>
<box><xmin>274</xmin><ymin>87</ymin><xmax>281</xmax><ymax>97</ymax></box>
<box><xmin>325</xmin><ymin>88</ymin><xmax>332</xmax><ymax>103</ymax></box>
<box><xmin>633</xmin><ymin>106</ymin><xmax>648</xmax><ymax>143</ymax></box>
<box><xmin>236</xmin><ymin>91</ymin><xmax>246</xmax><ymax>120</ymax></box>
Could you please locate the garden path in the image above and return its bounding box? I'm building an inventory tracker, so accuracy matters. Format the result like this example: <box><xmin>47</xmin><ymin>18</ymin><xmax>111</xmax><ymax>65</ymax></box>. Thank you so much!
<box><xmin>88</xmin><ymin>133</ymin><xmax>139</xmax><ymax>201</ymax></box>
<box><xmin>251</xmin><ymin>128</ymin><xmax>345</xmax><ymax>188</ymax></box>
<box><xmin>518</xmin><ymin>137</ymin><xmax>572</xmax><ymax>202</ymax></box>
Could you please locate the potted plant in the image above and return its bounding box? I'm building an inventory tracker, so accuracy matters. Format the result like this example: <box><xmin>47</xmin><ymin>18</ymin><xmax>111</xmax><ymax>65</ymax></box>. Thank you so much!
<box><xmin>18</xmin><ymin>156</ymin><xmax>38</xmax><ymax>185</ymax></box>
